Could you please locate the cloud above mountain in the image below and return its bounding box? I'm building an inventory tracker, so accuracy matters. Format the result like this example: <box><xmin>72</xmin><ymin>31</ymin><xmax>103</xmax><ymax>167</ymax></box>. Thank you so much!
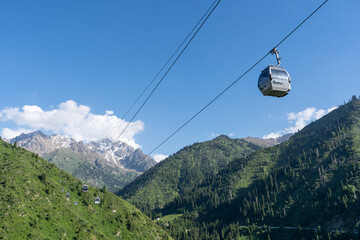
<box><xmin>263</xmin><ymin>106</ymin><xmax>337</xmax><ymax>139</ymax></box>
<box><xmin>0</xmin><ymin>100</ymin><xmax>144</xmax><ymax>148</ymax></box>
<box><xmin>152</xmin><ymin>153</ymin><xmax>168</xmax><ymax>162</ymax></box>
<box><xmin>1</xmin><ymin>128</ymin><xmax>35</xmax><ymax>139</ymax></box>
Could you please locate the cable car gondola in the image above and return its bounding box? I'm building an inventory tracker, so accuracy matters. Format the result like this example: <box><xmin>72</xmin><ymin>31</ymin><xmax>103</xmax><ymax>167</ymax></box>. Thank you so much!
<box><xmin>94</xmin><ymin>197</ymin><xmax>101</xmax><ymax>204</ymax></box>
<box><xmin>258</xmin><ymin>48</ymin><xmax>291</xmax><ymax>97</ymax></box>
<box><xmin>81</xmin><ymin>184</ymin><xmax>89</xmax><ymax>192</ymax></box>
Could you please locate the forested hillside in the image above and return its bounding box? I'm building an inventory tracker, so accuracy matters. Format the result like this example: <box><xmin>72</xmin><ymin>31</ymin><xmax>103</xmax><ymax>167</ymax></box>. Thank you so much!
<box><xmin>151</xmin><ymin>96</ymin><xmax>360</xmax><ymax>239</ymax></box>
<box><xmin>119</xmin><ymin>136</ymin><xmax>265</xmax><ymax>214</ymax></box>
<box><xmin>0</xmin><ymin>139</ymin><xmax>172</xmax><ymax>239</ymax></box>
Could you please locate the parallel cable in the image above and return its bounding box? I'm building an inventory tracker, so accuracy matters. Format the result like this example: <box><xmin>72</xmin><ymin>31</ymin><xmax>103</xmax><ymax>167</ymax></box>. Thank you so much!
<box><xmin>114</xmin><ymin>0</ymin><xmax>222</xmax><ymax>143</ymax></box>
<box><xmin>145</xmin><ymin>0</ymin><xmax>329</xmax><ymax>157</ymax></box>
<box><xmin>120</xmin><ymin>0</ymin><xmax>218</xmax><ymax>120</ymax></box>
<box><xmin>105</xmin><ymin>0</ymin><xmax>218</xmax><ymax>140</ymax></box>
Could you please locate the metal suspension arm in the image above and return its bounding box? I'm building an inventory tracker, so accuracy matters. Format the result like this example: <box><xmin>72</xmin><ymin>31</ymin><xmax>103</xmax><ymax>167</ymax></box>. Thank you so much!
<box><xmin>271</xmin><ymin>48</ymin><xmax>281</xmax><ymax>67</ymax></box>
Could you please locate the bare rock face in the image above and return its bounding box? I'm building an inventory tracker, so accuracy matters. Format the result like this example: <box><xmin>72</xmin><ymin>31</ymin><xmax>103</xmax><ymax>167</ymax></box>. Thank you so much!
<box><xmin>120</xmin><ymin>148</ymin><xmax>155</xmax><ymax>172</ymax></box>
<box><xmin>11</xmin><ymin>130</ymin><xmax>73</xmax><ymax>156</ymax></box>
<box><xmin>10</xmin><ymin>131</ymin><xmax>156</xmax><ymax>172</ymax></box>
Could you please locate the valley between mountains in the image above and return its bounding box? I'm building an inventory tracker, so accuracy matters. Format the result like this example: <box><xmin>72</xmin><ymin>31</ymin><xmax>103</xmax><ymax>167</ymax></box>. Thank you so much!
<box><xmin>2</xmin><ymin>96</ymin><xmax>360</xmax><ymax>239</ymax></box>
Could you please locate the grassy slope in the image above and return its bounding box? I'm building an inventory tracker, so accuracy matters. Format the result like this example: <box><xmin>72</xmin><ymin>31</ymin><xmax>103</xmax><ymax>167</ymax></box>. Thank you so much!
<box><xmin>119</xmin><ymin>136</ymin><xmax>264</xmax><ymax>213</ymax></box>
<box><xmin>0</xmin><ymin>139</ymin><xmax>172</xmax><ymax>239</ymax></box>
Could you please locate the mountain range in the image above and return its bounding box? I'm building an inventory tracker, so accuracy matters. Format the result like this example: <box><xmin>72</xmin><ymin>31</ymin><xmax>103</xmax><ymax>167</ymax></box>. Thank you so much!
<box><xmin>119</xmin><ymin>96</ymin><xmax>360</xmax><ymax>239</ymax></box>
<box><xmin>118</xmin><ymin>133</ymin><xmax>291</xmax><ymax>214</ymax></box>
<box><xmin>8</xmin><ymin>131</ymin><xmax>156</xmax><ymax>192</ymax></box>
<box><xmin>5</xmin><ymin>93</ymin><xmax>356</xmax><ymax>240</ymax></box>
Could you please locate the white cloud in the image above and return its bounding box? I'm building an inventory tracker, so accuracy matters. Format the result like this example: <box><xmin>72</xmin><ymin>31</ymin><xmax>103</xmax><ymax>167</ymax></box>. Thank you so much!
<box><xmin>263</xmin><ymin>106</ymin><xmax>337</xmax><ymax>139</ymax></box>
<box><xmin>1</xmin><ymin>128</ymin><xmax>35</xmax><ymax>140</ymax></box>
<box><xmin>262</xmin><ymin>132</ymin><xmax>282</xmax><ymax>139</ymax></box>
<box><xmin>211</xmin><ymin>133</ymin><xmax>220</xmax><ymax>138</ymax></box>
<box><xmin>0</xmin><ymin>100</ymin><xmax>144</xmax><ymax>148</ymax></box>
<box><xmin>152</xmin><ymin>153</ymin><xmax>168</xmax><ymax>162</ymax></box>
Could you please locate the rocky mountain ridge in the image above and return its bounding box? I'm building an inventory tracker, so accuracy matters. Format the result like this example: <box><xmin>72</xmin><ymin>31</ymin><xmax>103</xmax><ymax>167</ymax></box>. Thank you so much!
<box><xmin>10</xmin><ymin>130</ymin><xmax>156</xmax><ymax>172</ymax></box>
<box><xmin>242</xmin><ymin>133</ymin><xmax>293</xmax><ymax>148</ymax></box>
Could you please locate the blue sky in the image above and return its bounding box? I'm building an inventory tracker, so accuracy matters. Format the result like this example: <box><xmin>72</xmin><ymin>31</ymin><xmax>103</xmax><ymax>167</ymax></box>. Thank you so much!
<box><xmin>0</xmin><ymin>0</ymin><xmax>359</xmax><ymax>159</ymax></box>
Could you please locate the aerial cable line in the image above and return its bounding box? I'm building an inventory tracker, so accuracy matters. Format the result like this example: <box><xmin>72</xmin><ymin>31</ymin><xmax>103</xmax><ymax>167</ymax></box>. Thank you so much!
<box><xmin>121</xmin><ymin>0</ymin><xmax>218</xmax><ymax>121</ymax></box>
<box><xmin>144</xmin><ymin>0</ymin><xmax>329</xmax><ymax>157</ymax></box>
<box><xmin>113</xmin><ymin>0</ymin><xmax>222</xmax><ymax>143</ymax></box>
<box><xmin>105</xmin><ymin>0</ymin><xmax>219</xmax><ymax>140</ymax></box>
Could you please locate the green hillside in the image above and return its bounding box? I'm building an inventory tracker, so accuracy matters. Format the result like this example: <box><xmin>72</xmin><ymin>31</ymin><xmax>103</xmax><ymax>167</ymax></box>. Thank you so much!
<box><xmin>0</xmin><ymin>139</ymin><xmax>172</xmax><ymax>239</ymax></box>
<box><xmin>118</xmin><ymin>136</ymin><xmax>264</xmax><ymax>214</ymax></box>
<box><xmin>155</xmin><ymin>96</ymin><xmax>360</xmax><ymax>239</ymax></box>
<box><xmin>44</xmin><ymin>148</ymin><xmax>139</xmax><ymax>193</ymax></box>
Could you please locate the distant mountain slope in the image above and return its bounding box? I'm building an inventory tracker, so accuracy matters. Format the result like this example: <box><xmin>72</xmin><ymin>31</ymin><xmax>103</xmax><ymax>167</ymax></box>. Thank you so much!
<box><xmin>0</xmin><ymin>139</ymin><xmax>172</xmax><ymax>239</ymax></box>
<box><xmin>118</xmin><ymin>135</ymin><xmax>268</xmax><ymax>213</ymax></box>
<box><xmin>276</xmin><ymin>133</ymin><xmax>293</xmax><ymax>143</ymax></box>
<box><xmin>121</xmin><ymin>148</ymin><xmax>157</xmax><ymax>172</ymax></box>
<box><xmin>11</xmin><ymin>130</ymin><xmax>71</xmax><ymax>156</ymax></box>
<box><xmin>242</xmin><ymin>133</ymin><xmax>293</xmax><ymax>148</ymax></box>
<box><xmin>9</xmin><ymin>131</ymin><xmax>156</xmax><ymax>192</ymax></box>
<box><xmin>158</xmin><ymin>96</ymin><xmax>360</xmax><ymax>239</ymax></box>
<box><xmin>44</xmin><ymin>148</ymin><xmax>139</xmax><ymax>192</ymax></box>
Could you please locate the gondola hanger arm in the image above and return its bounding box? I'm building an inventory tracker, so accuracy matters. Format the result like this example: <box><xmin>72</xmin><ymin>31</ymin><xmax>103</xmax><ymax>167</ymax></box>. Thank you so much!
<box><xmin>271</xmin><ymin>48</ymin><xmax>281</xmax><ymax>67</ymax></box>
